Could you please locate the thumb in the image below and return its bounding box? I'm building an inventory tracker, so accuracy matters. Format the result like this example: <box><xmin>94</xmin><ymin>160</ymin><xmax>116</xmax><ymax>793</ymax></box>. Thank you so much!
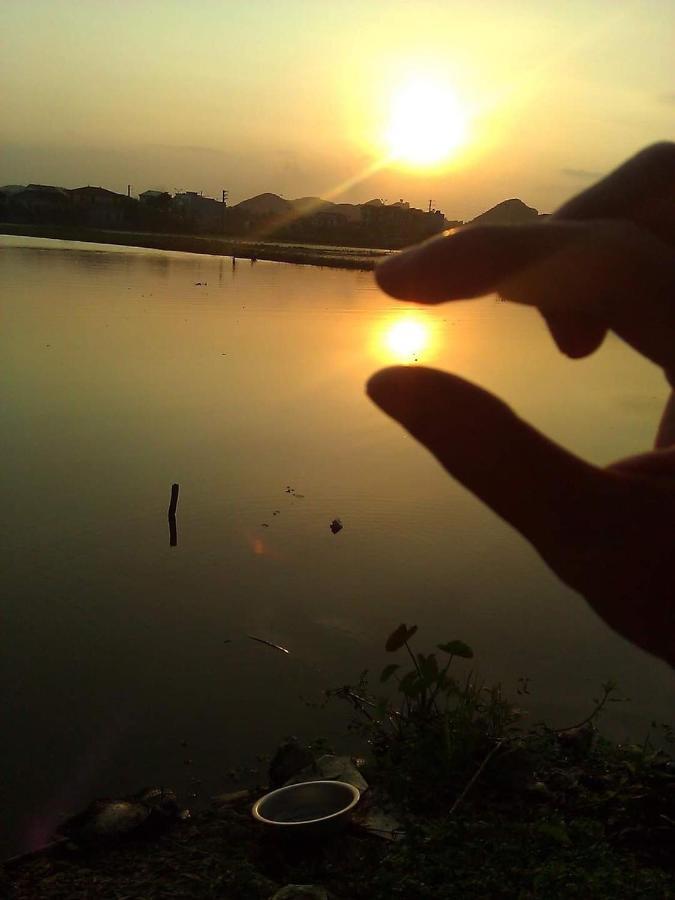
<box><xmin>366</xmin><ymin>366</ymin><xmax>606</xmax><ymax>550</ymax></box>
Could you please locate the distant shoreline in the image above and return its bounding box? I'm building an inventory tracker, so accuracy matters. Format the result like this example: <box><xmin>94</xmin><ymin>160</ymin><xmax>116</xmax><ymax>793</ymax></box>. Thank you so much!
<box><xmin>0</xmin><ymin>223</ymin><xmax>390</xmax><ymax>271</ymax></box>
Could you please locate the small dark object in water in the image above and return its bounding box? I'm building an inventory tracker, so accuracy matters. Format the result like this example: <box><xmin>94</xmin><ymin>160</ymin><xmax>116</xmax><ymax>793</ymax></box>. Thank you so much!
<box><xmin>248</xmin><ymin>635</ymin><xmax>289</xmax><ymax>654</ymax></box>
<box><xmin>168</xmin><ymin>483</ymin><xmax>179</xmax><ymax>547</ymax></box>
<box><xmin>168</xmin><ymin>483</ymin><xmax>179</xmax><ymax>518</ymax></box>
<box><xmin>330</xmin><ymin>518</ymin><xmax>343</xmax><ymax>534</ymax></box>
<box><xmin>261</xmin><ymin>523</ymin><xmax>269</xmax><ymax>527</ymax></box>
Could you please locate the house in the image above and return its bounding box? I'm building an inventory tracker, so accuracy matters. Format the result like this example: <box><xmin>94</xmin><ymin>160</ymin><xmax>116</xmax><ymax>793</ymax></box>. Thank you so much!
<box><xmin>360</xmin><ymin>198</ymin><xmax>447</xmax><ymax>245</ymax></box>
<box><xmin>139</xmin><ymin>189</ymin><xmax>173</xmax><ymax>208</ymax></box>
<box><xmin>173</xmin><ymin>191</ymin><xmax>225</xmax><ymax>232</ymax></box>
<box><xmin>10</xmin><ymin>184</ymin><xmax>71</xmax><ymax>221</ymax></box>
<box><xmin>69</xmin><ymin>186</ymin><xmax>129</xmax><ymax>227</ymax></box>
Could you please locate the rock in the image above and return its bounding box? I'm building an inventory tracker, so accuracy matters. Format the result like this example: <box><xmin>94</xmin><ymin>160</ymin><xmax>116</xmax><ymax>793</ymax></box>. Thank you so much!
<box><xmin>211</xmin><ymin>789</ymin><xmax>250</xmax><ymax>808</ymax></box>
<box><xmin>285</xmin><ymin>755</ymin><xmax>368</xmax><ymax>793</ymax></box>
<box><xmin>556</xmin><ymin>723</ymin><xmax>595</xmax><ymax>756</ymax></box>
<box><xmin>329</xmin><ymin>519</ymin><xmax>343</xmax><ymax>534</ymax></box>
<box><xmin>58</xmin><ymin>800</ymin><xmax>150</xmax><ymax>842</ymax></box>
<box><xmin>57</xmin><ymin>787</ymin><xmax>186</xmax><ymax>844</ymax></box>
<box><xmin>269</xmin><ymin>738</ymin><xmax>315</xmax><ymax>788</ymax></box>
<box><xmin>547</xmin><ymin>768</ymin><xmax>580</xmax><ymax>792</ymax></box>
<box><xmin>359</xmin><ymin>807</ymin><xmax>402</xmax><ymax>840</ymax></box>
<box><xmin>270</xmin><ymin>886</ymin><xmax>329</xmax><ymax>900</ymax></box>
<box><xmin>524</xmin><ymin>780</ymin><xmax>554</xmax><ymax>802</ymax></box>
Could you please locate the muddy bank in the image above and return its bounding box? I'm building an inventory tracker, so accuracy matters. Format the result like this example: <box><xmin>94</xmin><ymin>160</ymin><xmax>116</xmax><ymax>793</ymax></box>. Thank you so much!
<box><xmin>0</xmin><ymin>224</ymin><xmax>390</xmax><ymax>271</ymax></box>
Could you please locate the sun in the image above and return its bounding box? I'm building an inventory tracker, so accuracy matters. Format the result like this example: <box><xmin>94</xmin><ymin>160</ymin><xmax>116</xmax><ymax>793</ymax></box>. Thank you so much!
<box><xmin>385</xmin><ymin>77</ymin><xmax>467</xmax><ymax>167</ymax></box>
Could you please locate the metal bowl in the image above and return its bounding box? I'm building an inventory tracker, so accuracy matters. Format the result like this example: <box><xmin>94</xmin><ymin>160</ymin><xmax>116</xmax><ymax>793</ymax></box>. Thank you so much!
<box><xmin>251</xmin><ymin>780</ymin><xmax>360</xmax><ymax>838</ymax></box>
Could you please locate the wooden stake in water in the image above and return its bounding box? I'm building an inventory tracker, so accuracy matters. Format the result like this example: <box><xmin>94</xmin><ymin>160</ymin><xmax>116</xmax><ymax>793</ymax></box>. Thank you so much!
<box><xmin>168</xmin><ymin>483</ymin><xmax>179</xmax><ymax>547</ymax></box>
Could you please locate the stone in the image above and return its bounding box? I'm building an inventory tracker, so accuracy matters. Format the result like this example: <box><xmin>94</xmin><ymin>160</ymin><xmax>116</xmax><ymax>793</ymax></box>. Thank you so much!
<box><xmin>556</xmin><ymin>723</ymin><xmax>595</xmax><ymax>756</ymax></box>
<box><xmin>211</xmin><ymin>789</ymin><xmax>250</xmax><ymax>808</ymax></box>
<box><xmin>284</xmin><ymin>755</ymin><xmax>368</xmax><ymax>793</ymax></box>
<box><xmin>269</xmin><ymin>738</ymin><xmax>315</xmax><ymax>788</ymax></box>
<box><xmin>270</xmin><ymin>886</ymin><xmax>329</xmax><ymax>900</ymax></box>
<box><xmin>359</xmin><ymin>807</ymin><xmax>402</xmax><ymax>840</ymax></box>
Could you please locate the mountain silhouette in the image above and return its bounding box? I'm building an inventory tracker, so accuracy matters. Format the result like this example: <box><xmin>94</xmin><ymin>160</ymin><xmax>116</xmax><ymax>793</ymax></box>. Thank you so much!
<box><xmin>470</xmin><ymin>198</ymin><xmax>539</xmax><ymax>225</ymax></box>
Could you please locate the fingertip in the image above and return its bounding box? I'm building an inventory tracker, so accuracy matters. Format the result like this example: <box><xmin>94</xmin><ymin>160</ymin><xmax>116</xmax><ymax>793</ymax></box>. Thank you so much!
<box><xmin>366</xmin><ymin>365</ymin><xmax>413</xmax><ymax>411</ymax></box>
<box><xmin>541</xmin><ymin>310</ymin><xmax>608</xmax><ymax>359</ymax></box>
<box><xmin>366</xmin><ymin>365</ymin><xmax>452</xmax><ymax>429</ymax></box>
<box><xmin>374</xmin><ymin>250</ymin><xmax>418</xmax><ymax>299</ymax></box>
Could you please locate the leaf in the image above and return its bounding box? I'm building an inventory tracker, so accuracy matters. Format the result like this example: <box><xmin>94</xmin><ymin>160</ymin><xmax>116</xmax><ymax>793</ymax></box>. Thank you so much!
<box><xmin>380</xmin><ymin>664</ymin><xmax>400</xmax><ymax>683</ymax></box>
<box><xmin>536</xmin><ymin>822</ymin><xmax>571</xmax><ymax>846</ymax></box>
<box><xmin>385</xmin><ymin>624</ymin><xmax>418</xmax><ymax>652</ymax></box>
<box><xmin>399</xmin><ymin>671</ymin><xmax>421</xmax><ymax>697</ymax></box>
<box><xmin>437</xmin><ymin>641</ymin><xmax>474</xmax><ymax>659</ymax></box>
<box><xmin>417</xmin><ymin>653</ymin><xmax>439</xmax><ymax>682</ymax></box>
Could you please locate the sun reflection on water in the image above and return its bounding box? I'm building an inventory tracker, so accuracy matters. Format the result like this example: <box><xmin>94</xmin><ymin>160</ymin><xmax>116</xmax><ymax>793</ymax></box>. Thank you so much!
<box><xmin>377</xmin><ymin>314</ymin><xmax>437</xmax><ymax>364</ymax></box>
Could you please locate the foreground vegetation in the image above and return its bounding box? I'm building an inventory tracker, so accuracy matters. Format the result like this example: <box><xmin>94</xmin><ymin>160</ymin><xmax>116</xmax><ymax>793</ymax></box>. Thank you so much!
<box><xmin>4</xmin><ymin>626</ymin><xmax>674</xmax><ymax>898</ymax></box>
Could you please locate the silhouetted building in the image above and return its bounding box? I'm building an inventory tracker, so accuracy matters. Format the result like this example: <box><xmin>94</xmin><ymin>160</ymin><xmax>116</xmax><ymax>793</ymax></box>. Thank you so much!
<box><xmin>70</xmin><ymin>186</ymin><xmax>130</xmax><ymax>227</ymax></box>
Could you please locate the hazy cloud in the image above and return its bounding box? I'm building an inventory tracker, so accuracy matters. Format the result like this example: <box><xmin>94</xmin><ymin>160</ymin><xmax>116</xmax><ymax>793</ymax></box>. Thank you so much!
<box><xmin>146</xmin><ymin>144</ymin><xmax>223</xmax><ymax>156</ymax></box>
<box><xmin>560</xmin><ymin>167</ymin><xmax>603</xmax><ymax>180</ymax></box>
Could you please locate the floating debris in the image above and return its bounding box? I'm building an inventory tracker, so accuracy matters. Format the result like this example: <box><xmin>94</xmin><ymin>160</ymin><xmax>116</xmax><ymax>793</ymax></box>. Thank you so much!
<box><xmin>261</xmin><ymin>523</ymin><xmax>269</xmax><ymax>527</ymax></box>
<box><xmin>330</xmin><ymin>518</ymin><xmax>343</xmax><ymax>534</ymax></box>
<box><xmin>248</xmin><ymin>635</ymin><xmax>290</xmax><ymax>654</ymax></box>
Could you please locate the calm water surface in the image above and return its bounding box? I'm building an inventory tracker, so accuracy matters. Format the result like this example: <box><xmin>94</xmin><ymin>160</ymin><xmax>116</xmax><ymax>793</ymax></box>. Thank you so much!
<box><xmin>2</xmin><ymin>235</ymin><xmax>673</xmax><ymax>856</ymax></box>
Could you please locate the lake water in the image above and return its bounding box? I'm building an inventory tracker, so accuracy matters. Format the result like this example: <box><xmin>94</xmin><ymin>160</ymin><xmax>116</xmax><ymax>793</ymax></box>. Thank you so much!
<box><xmin>2</xmin><ymin>235</ymin><xmax>673</xmax><ymax>857</ymax></box>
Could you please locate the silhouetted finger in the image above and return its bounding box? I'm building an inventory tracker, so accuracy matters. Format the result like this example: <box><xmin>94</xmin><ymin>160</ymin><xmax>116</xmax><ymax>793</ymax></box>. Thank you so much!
<box><xmin>366</xmin><ymin>366</ymin><xmax>605</xmax><ymax>548</ymax></box>
<box><xmin>376</xmin><ymin>219</ymin><xmax>675</xmax><ymax>372</ymax></box>
<box><xmin>540</xmin><ymin>309</ymin><xmax>608</xmax><ymax>359</ymax></box>
<box><xmin>554</xmin><ymin>142</ymin><xmax>675</xmax><ymax>245</ymax></box>
<box><xmin>375</xmin><ymin>221</ymin><xmax>581</xmax><ymax>302</ymax></box>
<box><xmin>496</xmin><ymin>220</ymin><xmax>675</xmax><ymax>373</ymax></box>
<box><xmin>656</xmin><ymin>393</ymin><xmax>675</xmax><ymax>449</ymax></box>
<box><xmin>536</xmin><ymin>145</ymin><xmax>675</xmax><ymax>357</ymax></box>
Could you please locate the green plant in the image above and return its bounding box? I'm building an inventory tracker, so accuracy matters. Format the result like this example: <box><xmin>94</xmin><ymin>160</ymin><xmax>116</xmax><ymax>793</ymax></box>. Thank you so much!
<box><xmin>329</xmin><ymin>623</ymin><xmax>523</xmax><ymax>811</ymax></box>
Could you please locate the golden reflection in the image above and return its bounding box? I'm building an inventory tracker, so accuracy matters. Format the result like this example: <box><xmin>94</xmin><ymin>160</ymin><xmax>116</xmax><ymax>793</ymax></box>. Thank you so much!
<box><xmin>376</xmin><ymin>314</ymin><xmax>437</xmax><ymax>364</ymax></box>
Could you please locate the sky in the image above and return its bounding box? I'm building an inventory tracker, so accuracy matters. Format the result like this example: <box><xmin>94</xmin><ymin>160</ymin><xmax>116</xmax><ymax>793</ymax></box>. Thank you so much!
<box><xmin>2</xmin><ymin>0</ymin><xmax>673</xmax><ymax>219</ymax></box>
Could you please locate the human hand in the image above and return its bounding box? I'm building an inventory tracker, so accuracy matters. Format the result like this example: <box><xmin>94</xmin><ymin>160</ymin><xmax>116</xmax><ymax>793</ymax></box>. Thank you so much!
<box><xmin>368</xmin><ymin>143</ymin><xmax>675</xmax><ymax>668</ymax></box>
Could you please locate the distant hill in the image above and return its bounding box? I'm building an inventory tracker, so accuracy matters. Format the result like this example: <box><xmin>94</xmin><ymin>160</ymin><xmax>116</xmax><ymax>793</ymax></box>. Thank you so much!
<box><xmin>470</xmin><ymin>198</ymin><xmax>539</xmax><ymax>226</ymax></box>
<box><xmin>233</xmin><ymin>193</ymin><xmax>291</xmax><ymax>216</ymax></box>
<box><xmin>290</xmin><ymin>196</ymin><xmax>334</xmax><ymax>213</ymax></box>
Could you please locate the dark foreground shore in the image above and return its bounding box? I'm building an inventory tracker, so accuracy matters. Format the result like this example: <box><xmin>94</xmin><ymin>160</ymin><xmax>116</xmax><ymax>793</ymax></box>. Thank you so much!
<box><xmin>0</xmin><ymin>224</ymin><xmax>390</xmax><ymax>270</ymax></box>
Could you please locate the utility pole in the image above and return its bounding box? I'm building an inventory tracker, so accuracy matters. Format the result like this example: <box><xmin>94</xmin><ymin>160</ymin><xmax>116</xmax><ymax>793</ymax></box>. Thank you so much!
<box><xmin>428</xmin><ymin>199</ymin><xmax>433</xmax><ymax>213</ymax></box>
<box><xmin>222</xmin><ymin>189</ymin><xmax>229</xmax><ymax>232</ymax></box>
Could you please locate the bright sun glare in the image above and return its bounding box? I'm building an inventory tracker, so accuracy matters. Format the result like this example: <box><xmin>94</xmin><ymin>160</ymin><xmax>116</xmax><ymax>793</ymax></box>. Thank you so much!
<box><xmin>386</xmin><ymin>78</ymin><xmax>467</xmax><ymax>167</ymax></box>
<box><xmin>384</xmin><ymin>317</ymin><xmax>431</xmax><ymax>362</ymax></box>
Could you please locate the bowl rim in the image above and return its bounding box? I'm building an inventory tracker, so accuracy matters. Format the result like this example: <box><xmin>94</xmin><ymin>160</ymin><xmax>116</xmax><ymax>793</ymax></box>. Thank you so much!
<box><xmin>251</xmin><ymin>779</ymin><xmax>361</xmax><ymax>826</ymax></box>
